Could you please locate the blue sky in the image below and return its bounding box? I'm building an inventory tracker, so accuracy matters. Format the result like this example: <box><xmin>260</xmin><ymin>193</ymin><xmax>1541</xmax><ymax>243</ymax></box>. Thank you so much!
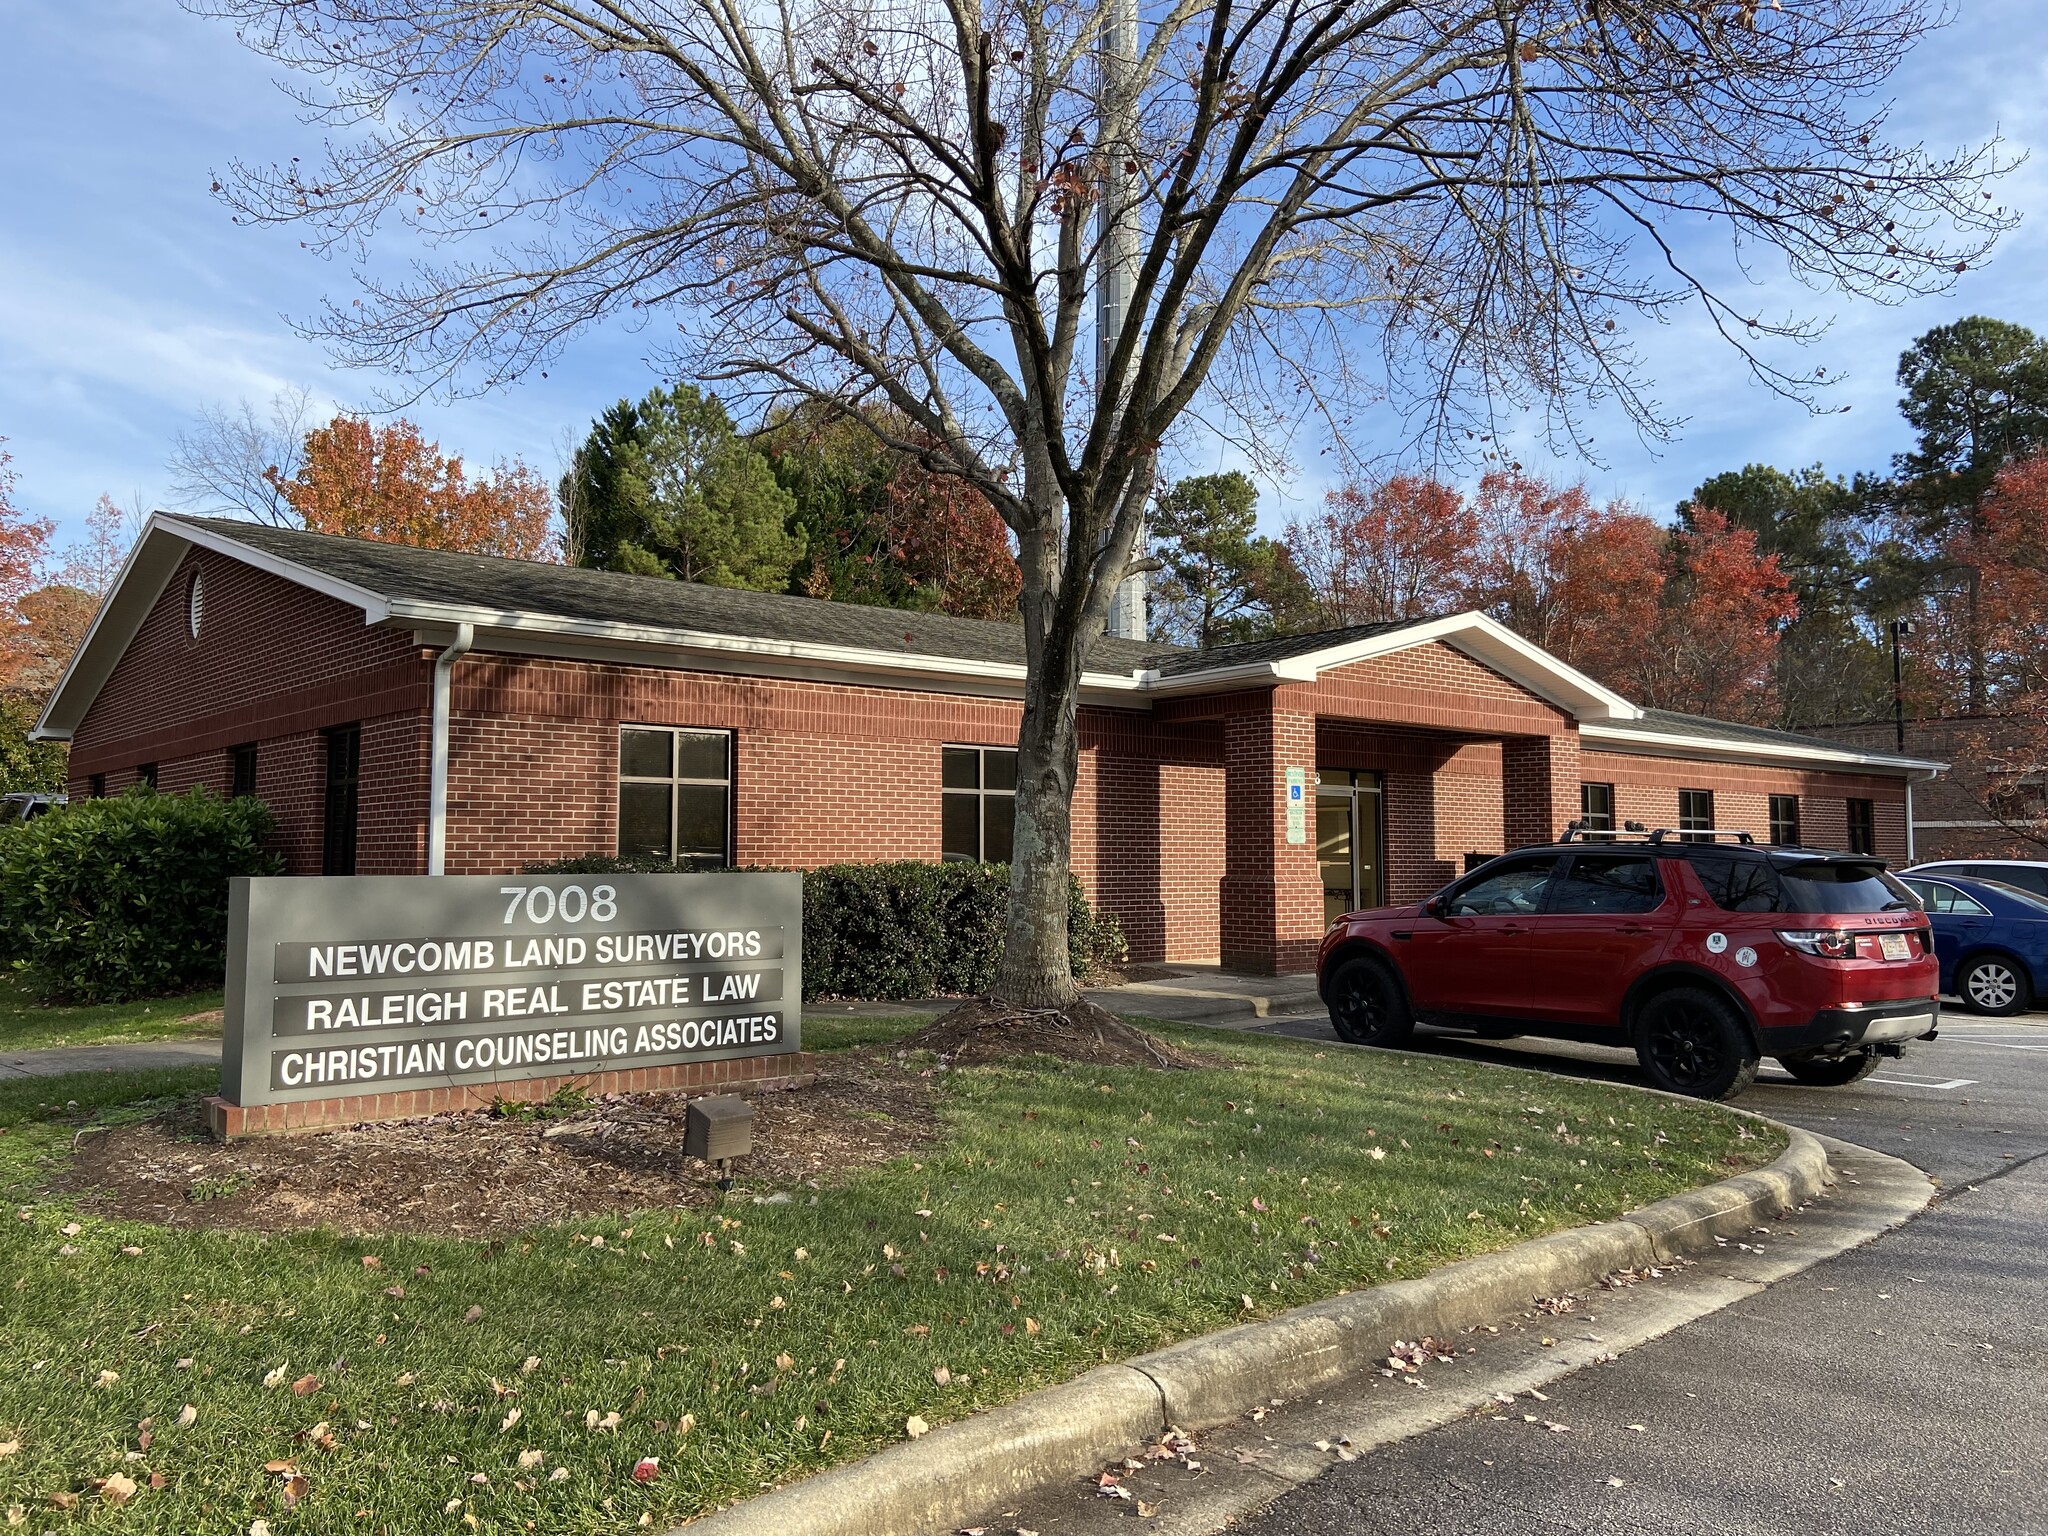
<box><xmin>3</xmin><ymin>1</ymin><xmax>2045</xmax><ymax>547</ymax></box>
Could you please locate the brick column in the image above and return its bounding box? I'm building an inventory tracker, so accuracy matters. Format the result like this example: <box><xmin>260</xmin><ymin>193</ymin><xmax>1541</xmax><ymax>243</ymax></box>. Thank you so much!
<box><xmin>1501</xmin><ymin>731</ymin><xmax>1580</xmax><ymax>848</ymax></box>
<box><xmin>1219</xmin><ymin>688</ymin><xmax>1324</xmax><ymax>974</ymax></box>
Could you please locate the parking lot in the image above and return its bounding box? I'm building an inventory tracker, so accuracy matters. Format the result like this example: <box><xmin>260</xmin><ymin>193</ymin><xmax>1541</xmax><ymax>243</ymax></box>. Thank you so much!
<box><xmin>1230</xmin><ymin>1009</ymin><xmax>2048</xmax><ymax>1535</ymax></box>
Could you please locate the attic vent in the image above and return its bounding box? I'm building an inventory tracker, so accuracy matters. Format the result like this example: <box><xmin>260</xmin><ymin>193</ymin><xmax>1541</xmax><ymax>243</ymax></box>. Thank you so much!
<box><xmin>186</xmin><ymin>570</ymin><xmax>204</xmax><ymax>640</ymax></box>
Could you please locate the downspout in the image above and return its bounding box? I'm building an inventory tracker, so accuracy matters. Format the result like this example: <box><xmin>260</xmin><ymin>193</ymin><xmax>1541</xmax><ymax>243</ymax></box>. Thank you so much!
<box><xmin>1904</xmin><ymin>774</ymin><xmax>1915</xmax><ymax>866</ymax></box>
<box><xmin>428</xmin><ymin>623</ymin><xmax>474</xmax><ymax>876</ymax></box>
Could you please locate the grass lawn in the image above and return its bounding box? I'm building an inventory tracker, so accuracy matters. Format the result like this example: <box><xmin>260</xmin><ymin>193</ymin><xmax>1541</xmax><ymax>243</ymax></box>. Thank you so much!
<box><xmin>0</xmin><ymin>1018</ymin><xmax>1780</xmax><ymax>1533</ymax></box>
<box><xmin>0</xmin><ymin>976</ymin><xmax>224</xmax><ymax>1053</ymax></box>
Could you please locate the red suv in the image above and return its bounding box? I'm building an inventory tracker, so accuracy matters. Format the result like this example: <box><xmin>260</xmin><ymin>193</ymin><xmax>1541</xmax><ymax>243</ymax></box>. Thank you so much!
<box><xmin>1316</xmin><ymin>828</ymin><xmax>1939</xmax><ymax>1099</ymax></box>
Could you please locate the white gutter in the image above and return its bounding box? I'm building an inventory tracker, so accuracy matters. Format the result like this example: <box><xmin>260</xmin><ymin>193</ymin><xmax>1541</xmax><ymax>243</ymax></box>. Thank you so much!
<box><xmin>1579</xmin><ymin>721</ymin><xmax>1944</xmax><ymax>775</ymax></box>
<box><xmin>427</xmin><ymin>623</ymin><xmax>474</xmax><ymax>876</ymax></box>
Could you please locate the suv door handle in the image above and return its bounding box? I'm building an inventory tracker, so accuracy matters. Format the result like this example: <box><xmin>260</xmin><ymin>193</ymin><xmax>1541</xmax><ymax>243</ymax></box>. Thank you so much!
<box><xmin>1616</xmin><ymin>923</ymin><xmax>1653</xmax><ymax>935</ymax></box>
<box><xmin>1499</xmin><ymin>923</ymin><xmax>1531</xmax><ymax>936</ymax></box>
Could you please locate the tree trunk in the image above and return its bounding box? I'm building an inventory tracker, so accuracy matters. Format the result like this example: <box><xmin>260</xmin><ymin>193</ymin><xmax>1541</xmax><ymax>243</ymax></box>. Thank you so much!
<box><xmin>998</xmin><ymin>648</ymin><xmax>1084</xmax><ymax>1007</ymax></box>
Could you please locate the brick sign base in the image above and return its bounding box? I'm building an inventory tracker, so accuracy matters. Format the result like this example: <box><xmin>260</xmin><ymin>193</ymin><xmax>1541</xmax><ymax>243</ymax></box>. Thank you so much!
<box><xmin>203</xmin><ymin>1050</ymin><xmax>818</xmax><ymax>1141</ymax></box>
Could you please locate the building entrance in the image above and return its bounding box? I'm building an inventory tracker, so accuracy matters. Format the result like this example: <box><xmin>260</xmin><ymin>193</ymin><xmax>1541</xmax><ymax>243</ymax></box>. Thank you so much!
<box><xmin>1317</xmin><ymin>768</ymin><xmax>1384</xmax><ymax>924</ymax></box>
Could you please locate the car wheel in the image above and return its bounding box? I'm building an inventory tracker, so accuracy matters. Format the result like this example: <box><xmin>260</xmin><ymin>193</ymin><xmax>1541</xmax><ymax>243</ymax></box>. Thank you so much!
<box><xmin>1957</xmin><ymin>955</ymin><xmax>2030</xmax><ymax>1016</ymax></box>
<box><xmin>1776</xmin><ymin>1047</ymin><xmax>1883</xmax><ymax>1087</ymax></box>
<box><xmin>1633</xmin><ymin>987</ymin><xmax>1759</xmax><ymax>1101</ymax></box>
<box><xmin>1326</xmin><ymin>956</ymin><xmax>1414</xmax><ymax>1048</ymax></box>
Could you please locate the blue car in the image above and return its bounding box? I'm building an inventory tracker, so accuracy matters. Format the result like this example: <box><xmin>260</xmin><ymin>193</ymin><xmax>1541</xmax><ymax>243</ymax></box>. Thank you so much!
<box><xmin>1899</xmin><ymin>872</ymin><xmax>2048</xmax><ymax>1016</ymax></box>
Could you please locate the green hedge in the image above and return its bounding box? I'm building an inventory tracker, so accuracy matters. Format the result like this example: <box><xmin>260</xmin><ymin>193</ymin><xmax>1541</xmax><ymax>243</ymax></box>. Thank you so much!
<box><xmin>0</xmin><ymin>788</ymin><xmax>283</xmax><ymax>1002</ymax></box>
<box><xmin>521</xmin><ymin>856</ymin><xmax>1127</xmax><ymax>1000</ymax></box>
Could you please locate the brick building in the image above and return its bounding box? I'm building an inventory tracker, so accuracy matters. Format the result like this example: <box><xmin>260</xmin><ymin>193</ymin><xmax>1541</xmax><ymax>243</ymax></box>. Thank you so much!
<box><xmin>36</xmin><ymin>516</ymin><xmax>1943</xmax><ymax>974</ymax></box>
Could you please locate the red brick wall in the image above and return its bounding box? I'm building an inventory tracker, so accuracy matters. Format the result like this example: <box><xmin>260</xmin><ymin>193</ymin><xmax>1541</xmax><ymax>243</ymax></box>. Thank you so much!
<box><xmin>1577</xmin><ymin>750</ymin><xmax>1909</xmax><ymax>860</ymax></box>
<box><xmin>438</xmin><ymin>654</ymin><xmax>1231</xmax><ymax>964</ymax></box>
<box><xmin>66</xmin><ymin>548</ymin><xmax>430</xmax><ymax>874</ymax></box>
<box><xmin>1218</xmin><ymin>686</ymin><xmax>1322</xmax><ymax>973</ymax></box>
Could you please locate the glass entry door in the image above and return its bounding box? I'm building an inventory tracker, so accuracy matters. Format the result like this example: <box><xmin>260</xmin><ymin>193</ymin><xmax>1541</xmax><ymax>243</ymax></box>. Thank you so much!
<box><xmin>1317</xmin><ymin>769</ymin><xmax>1384</xmax><ymax>923</ymax></box>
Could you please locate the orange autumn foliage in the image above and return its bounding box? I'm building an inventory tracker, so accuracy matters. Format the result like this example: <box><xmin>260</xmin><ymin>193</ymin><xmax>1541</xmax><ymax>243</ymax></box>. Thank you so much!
<box><xmin>269</xmin><ymin>416</ymin><xmax>557</xmax><ymax>560</ymax></box>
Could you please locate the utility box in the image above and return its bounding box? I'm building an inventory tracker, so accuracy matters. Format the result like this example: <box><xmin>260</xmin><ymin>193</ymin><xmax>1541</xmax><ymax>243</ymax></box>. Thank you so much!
<box><xmin>685</xmin><ymin>1095</ymin><xmax>754</xmax><ymax>1163</ymax></box>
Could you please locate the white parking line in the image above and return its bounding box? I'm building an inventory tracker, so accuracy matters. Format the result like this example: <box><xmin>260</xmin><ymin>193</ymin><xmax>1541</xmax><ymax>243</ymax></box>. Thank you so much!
<box><xmin>1935</xmin><ymin>1037</ymin><xmax>2048</xmax><ymax>1051</ymax></box>
<box><xmin>1758</xmin><ymin>1070</ymin><xmax>1976</xmax><ymax>1090</ymax></box>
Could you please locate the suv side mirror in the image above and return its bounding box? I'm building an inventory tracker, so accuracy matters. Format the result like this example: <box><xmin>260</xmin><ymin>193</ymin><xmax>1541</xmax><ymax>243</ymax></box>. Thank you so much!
<box><xmin>1424</xmin><ymin>893</ymin><xmax>1447</xmax><ymax>918</ymax></box>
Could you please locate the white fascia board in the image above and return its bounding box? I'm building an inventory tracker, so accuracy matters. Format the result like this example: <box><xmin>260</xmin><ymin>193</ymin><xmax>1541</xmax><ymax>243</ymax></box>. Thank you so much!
<box><xmin>388</xmin><ymin>602</ymin><xmax>1147</xmax><ymax>696</ymax></box>
<box><xmin>1579</xmin><ymin>721</ymin><xmax>1946</xmax><ymax>775</ymax></box>
<box><xmin>161</xmin><ymin>515</ymin><xmax>394</xmax><ymax>619</ymax></box>
<box><xmin>1131</xmin><ymin>610</ymin><xmax>1643</xmax><ymax>721</ymax></box>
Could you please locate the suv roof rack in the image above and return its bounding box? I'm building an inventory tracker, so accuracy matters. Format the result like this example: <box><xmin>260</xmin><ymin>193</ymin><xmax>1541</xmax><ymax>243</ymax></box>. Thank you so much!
<box><xmin>1558</xmin><ymin>819</ymin><xmax>1755</xmax><ymax>846</ymax></box>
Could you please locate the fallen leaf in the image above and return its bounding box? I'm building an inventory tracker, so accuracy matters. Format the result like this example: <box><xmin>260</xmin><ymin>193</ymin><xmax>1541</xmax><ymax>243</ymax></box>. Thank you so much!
<box><xmin>498</xmin><ymin>1408</ymin><xmax>521</xmax><ymax>1433</ymax></box>
<box><xmin>520</xmin><ymin>1356</ymin><xmax>540</xmax><ymax>1375</ymax></box>
<box><xmin>933</xmin><ymin>1366</ymin><xmax>952</xmax><ymax>1386</ymax></box>
<box><xmin>0</xmin><ymin>1443</ymin><xmax>14</xmax><ymax>1459</ymax></box>
<box><xmin>96</xmin><ymin>1370</ymin><xmax>119</xmax><ymax>1388</ymax></box>
<box><xmin>1607</xmin><ymin>1477</ymin><xmax>1625</xmax><ymax>1488</ymax></box>
<box><xmin>549</xmin><ymin>1467</ymin><xmax>571</xmax><ymax>1483</ymax></box>
<box><xmin>249</xmin><ymin>1522</ymin><xmax>272</xmax><ymax>1536</ymax></box>
<box><xmin>1025</xmin><ymin>1317</ymin><xmax>1041</xmax><ymax>1336</ymax></box>
<box><xmin>59</xmin><ymin>1223</ymin><xmax>81</xmax><ymax>1237</ymax></box>
<box><xmin>291</xmin><ymin>1374</ymin><xmax>322</xmax><ymax>1396</ymax></box>
<box><xmin>517</xmin><ymin>1450</ymin><xmax>544</xmax><ymax>1470</ymax></box>
<box><xmin>463</xmin><ymin>1306</ymin><xmax>483</xmax><ymax>1324</ymax></box>
<box><xmin>906</xmin><ymin>1415</ymin><xmax>930</xmax><ymax>1440</ymax></box>
<box><xmin>176</xmin><ymin>1405</ymin><xmax>197</xmax><ymax>1428</ymax></box>
<box><xmin>281</xmin><ymin>1476</ymin><xmax>309</xmax><ymax>1507</ymax></box>
<box><xmin>47</xmin><ymin>1492</ymin><xmax>79</xmax><ymax>1511</ymax></box>
<box><xmin>361</xmin><ymin>1255</ymin><xmax>381</xmax><ymax>1270</ymax></box>
<box><xmin>262</xmin><ymin>1366</ymin><xmax>289</xmax><ymax>1389</ymax></box>
<box><xmin>100</xmin><ymin>1474</ymin><xmax>138</xmax><ymax>1506</ymax></box>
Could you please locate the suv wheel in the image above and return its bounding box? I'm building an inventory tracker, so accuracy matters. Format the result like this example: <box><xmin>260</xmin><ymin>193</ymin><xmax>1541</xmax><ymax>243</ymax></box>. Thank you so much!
<box><xmin>1634</xmin><ymin>987</ymin><xmax>1759</xmax><ymax>1101</ymax></box>
<box><xmin>1957</xmin><ymin>955</ymin><xmax>2030</xmax><ymax>1016</ymax></box>
<box><xmin>1326</xmin><ymin>956</ymin><xmax>1414</xmax><ymax>1048</ymax></box>
<box><xmin>1776</xmin><ymin>1047</ymin><xmax>1882</xmax><ymax>1087</ymax></box>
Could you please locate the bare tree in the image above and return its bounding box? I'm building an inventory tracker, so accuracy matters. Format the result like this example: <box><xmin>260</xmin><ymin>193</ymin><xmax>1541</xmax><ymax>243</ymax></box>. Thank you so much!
<box><xmin>166</xmin><ymin>386</ymin><xmax>317</xmax><ymax>525</ymax></box>
<box><xmin>192</xmin><ymin>0</ymin><xmax>2009</xmax><ymax>1006</ymax></box>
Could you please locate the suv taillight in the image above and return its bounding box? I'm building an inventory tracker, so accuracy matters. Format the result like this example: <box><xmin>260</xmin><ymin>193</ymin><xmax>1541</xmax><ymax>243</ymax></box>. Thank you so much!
<box><xmin>1776</xmin><ymin>929</ymin><xmax>1856</xmax><ymax>958</ymax></box>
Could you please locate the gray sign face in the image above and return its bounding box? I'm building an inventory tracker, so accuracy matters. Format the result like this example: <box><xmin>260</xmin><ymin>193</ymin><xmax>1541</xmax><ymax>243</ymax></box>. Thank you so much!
<box><xmin>221</xmin><ymin>872</ymin><xmax>803</xmax><ymax>1107</ymax></box>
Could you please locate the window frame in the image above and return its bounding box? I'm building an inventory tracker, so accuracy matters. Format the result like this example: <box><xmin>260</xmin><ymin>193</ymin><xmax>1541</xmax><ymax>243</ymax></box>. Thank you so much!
<box><xmin>229</xmin><ymin>743</ymin><xmax>258</xmax><ymax>799</ymax></box>
<box><xmin>1768</xmin><ymin>793</ymin><xmax>1801</xmax><ymax>847</ymax></box>
<box><xmin>1846</xmin><ymin>797</ymin><xmax>1875</xmax><ymax>855</ymax></box>
<box><xmin>321</xmin><ymin>725</ymin><xmax>360</xmax><ymax>877</ymax></box>
<box><xmin>1677</xmin><ymin>788</ymin><xmax>1714</xmax><ymax>843</ymax></box>
<box><xmin>615</xmin><ymin>724</ymin><xmax>735</xmax><ymax>868</ymax></box>
<box><xmin>1579</xmin><ymin>781</ymin><xmax>1616</xmax><ymax>839</ymax></box>
<box><xmin>136</xmin><ymin>763</ymin><xmax>159</xmax><ymax>790</ymax></box>
<box><xmin>941</xmin><ymin>744</ymin><xmax>1019</xmax><ymax>864</ymax></box>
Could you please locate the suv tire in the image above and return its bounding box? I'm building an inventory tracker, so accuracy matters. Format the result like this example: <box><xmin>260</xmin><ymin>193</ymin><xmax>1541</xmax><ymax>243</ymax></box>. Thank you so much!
<box><xmin>1633</xmin><ymin>987</ymin><xmax>1759</xmax><ymax>1101</ymax></box>
<box><xmin>1326</xmin><ymin>956</ymin><xmax>1414</xmax><ymax>1048</ymax></box>
<box><xmin>1957</xmin><ymin>954</ymin><xmax>2030</xmax><ymax>1016</ymax></box>
<box><xmin>1777</xmin><ymin>1046</ymin><xmax>1883</xmax><ymax>1087</ymax></box>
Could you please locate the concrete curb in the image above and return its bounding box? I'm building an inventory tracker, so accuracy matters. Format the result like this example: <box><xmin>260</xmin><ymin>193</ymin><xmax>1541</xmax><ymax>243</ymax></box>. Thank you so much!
<box><xmin>675</xmin><ymin>1125</ymin><xmax>1831</xmax><ymax>1536</ymax></box>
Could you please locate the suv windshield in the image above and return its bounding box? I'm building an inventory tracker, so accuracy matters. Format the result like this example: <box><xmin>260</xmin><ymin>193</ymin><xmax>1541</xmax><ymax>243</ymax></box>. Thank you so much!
<box><xmin>1690</xmin><ymin>852</ymin><xmax>1914</xmax><ymax>915</ymax></box>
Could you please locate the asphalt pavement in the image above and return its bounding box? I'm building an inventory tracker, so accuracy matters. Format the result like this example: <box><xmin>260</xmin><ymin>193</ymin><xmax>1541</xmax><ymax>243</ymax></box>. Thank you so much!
<box><xmin>1221</xmin><ymin>1010</ymin><xmax>2048</xmax><ymax>1536</ymax></box>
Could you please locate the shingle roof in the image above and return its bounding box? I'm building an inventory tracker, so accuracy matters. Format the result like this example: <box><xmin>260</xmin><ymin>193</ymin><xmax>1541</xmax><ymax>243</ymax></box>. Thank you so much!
<box><xmin>1596</xmin><ymin>706</ymin><xmax>1925</xmax><ymax>760</ymax></box>
<box><xmin>1148</xmin><ymin>619</ymin><xmax>1433</xmax><ymax>677</ymax></box>
<box><xmin>166</xmin><ymin>516</ymin><xmax>1184</xmax><ymax>675</ymax></box>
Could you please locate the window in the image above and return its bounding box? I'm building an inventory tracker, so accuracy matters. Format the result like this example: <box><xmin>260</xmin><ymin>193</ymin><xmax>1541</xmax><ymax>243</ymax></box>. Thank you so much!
<box><xmin>1846</xmin><ymin>797</ymin><xmax>1875</xmax><ymax>855</ymax></box>
<box><xmin>617</xmin><ymin>726</ymin><xmax>732</xmax><ymax>866</ymax></box>
<box><xmin>1951</xmin><ymin>864</ymin><xmax>2048</xmax><ymax>899</ymax></box>
<box><xmin>942</xmin><ymin>745</ymin><xmax>1017</xmax><ymax>863</ymax></box>
<box><xmin>186</xmin><ymin>570</ymin><xmax>205</xmax><ymax>639</ymax></box>
<box><xmin>229</xmin><ymin>744</ymin><xmax>258</xmax><ymax>799</ymax></box>
<box><xmin>136</xmin><ymin>763</ymin><xmax>159</xmax><ymax>790</ymax></box>
<box><xmin>87</xmin><ymin>773</ymin><xmax>105</xmax><ymax>799</ymax></box>
<box><xmin>1903</xmin><ymin>880</ymin><xmax>1989</xmax><ymax>917</ymax></box>
<box><xmin>1689</xmin><ymin>853</ymin><xmax>1782</xmax><ymax>913</ymax></box>
<box><xmin>1444</xmin><ymin>854</ymin><xmax>1559</xmax><ymax>917</ymax></box>
<box><xmin>1549</xmin><ymin>854</ymin><xmax>1662</xmax><ymax>915</ymax></box>
<box><xmin>1678</xmin><ymin>788</ymin><xmax>1714</xmax><ymax>842</ymax></box>
<box><xmin>1579</xmin><ymin>782</ymin><xmax>1615</xmax><ymax>839</ymax></box>
<box><xmin>321</xmin><ymin>725</ymin><xmax>360</xmax><ymax>877</ymax></box>
<box><xmin>1768</xmin><ymin>794</ymin><xmax>1800</xmax><ymax>846</ymax></box>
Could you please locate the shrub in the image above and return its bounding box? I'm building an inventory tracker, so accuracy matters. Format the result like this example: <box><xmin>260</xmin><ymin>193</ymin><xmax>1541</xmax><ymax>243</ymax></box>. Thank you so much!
<box><xmin>0</xmin><ymin>787</ymin><xmax>283</xmax><ymax>1002</ymax></box>
<box><xmin>519</xmin><ymin>856</ymin><xmax>1127</xmax><ymax>1000</ymax></box>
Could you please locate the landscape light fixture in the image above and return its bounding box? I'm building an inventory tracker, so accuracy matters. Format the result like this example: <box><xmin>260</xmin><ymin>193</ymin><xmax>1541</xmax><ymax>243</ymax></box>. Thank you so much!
<box><xmin>685</xmin><ymin>1095</ymin><xmax>754</xmax><ymax>1191</ymax></box>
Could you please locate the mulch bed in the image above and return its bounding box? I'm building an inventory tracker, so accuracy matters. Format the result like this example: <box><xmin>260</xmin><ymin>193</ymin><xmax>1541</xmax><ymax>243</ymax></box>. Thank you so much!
<box><xmin>900</xmin><ymin>994</ymin><xmax>1207</xmax><ymax>1069</ymax></box>
<box><xmin>57</xmin><ymin>1050</ymin><xmax>937</xmax><ymax>1240</ymax></box>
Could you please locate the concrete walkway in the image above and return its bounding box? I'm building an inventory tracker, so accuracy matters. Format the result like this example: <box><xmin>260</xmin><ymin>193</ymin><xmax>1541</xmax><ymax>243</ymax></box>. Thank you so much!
<box><xmin>0</xmin><ymin>1040</ymin><xmax>222</xmax><ymax>1080</ymax></box>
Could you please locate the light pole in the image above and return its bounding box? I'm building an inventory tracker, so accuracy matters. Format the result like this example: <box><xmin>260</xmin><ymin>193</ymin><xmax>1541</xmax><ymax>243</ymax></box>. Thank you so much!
<box><xmin>1097</xmin><ymin>0</ymin><xmax>1147</xmax><ymax>640</ymax></box>
<box><xmin>1888</xmin><ymin>617</ymin><xmax>1915</xmax><ymax>754</ymax></box>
